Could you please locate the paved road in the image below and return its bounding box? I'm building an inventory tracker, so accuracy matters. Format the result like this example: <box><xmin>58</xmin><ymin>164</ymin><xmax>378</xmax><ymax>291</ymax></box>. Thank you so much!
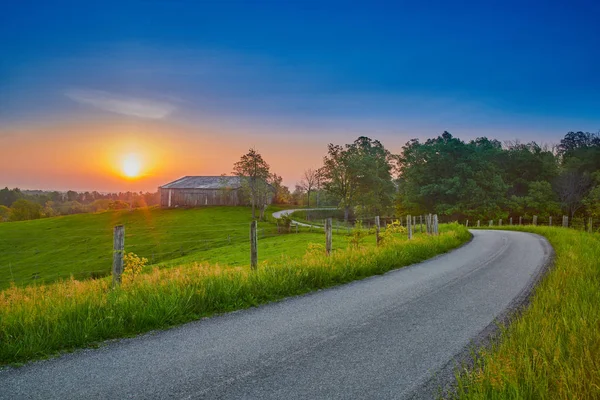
<box><xmin>272</xmin><ymin>208</ymin><xmax>334</xmax><ymax>227</ymax></box>
<box><xmin>0</xmin><ymin>230</ymin><xmax>552</xmax><ymax>399</ymax></box>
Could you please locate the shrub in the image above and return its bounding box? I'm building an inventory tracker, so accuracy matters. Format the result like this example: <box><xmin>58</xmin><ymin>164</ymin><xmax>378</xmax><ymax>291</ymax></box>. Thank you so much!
<box><xmin>123</xmin><ymin>252</ymin><xmax>148</xmax><ymax>282</ymax></box>
<box><xmin>278</xmin><ymin>214</ymin><xmax>293</xmax><ymax>233</ymax></box>
<box><xmin>349</xmin><ymin>220</ymin><xmax>369</xmax><ymax>247</ymax></box>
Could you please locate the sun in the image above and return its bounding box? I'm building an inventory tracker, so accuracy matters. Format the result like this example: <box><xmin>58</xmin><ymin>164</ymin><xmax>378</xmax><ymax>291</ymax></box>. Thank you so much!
<box><xmin>122</xmin><ymin>154</ymin><xmax>142</xmax><ymax>178</ymax></box>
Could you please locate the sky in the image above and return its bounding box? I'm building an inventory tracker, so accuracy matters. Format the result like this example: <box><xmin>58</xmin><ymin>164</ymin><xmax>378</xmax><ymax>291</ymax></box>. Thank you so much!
<box><xmin>1</xmin><ymin>0</ymin><xmax>599</xmax><ymax>192</ymax></box>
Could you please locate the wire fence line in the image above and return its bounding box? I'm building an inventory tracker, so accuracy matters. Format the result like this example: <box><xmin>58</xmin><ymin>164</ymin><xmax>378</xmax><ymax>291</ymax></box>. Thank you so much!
<box><xmin>449</xmin><ymin>215</ymin><xmax>598</xmax><ymax>233</ymax></box>
<box><xmin>12</xmin><ymin>210</ymin><xmax>549</xmax><ymax>289</ymax></box>
<box><xmin>0</xmin><ymin>220</ymin><xmax>327</xmax><ymax>287</ymax></box>
<box><xmin>1</xmin><ymin>213</ymin><xmax>431</xmax><ymax>288</ymax></box>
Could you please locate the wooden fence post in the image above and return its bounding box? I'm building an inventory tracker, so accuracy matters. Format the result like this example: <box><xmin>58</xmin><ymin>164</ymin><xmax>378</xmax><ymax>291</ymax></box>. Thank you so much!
<box><xmin>509</xmin><ymin>217</ymin><xmax>513</xmax><ymax>226</ymax></box>
<box><xmin>563</xmin><ymin>215</ymin><xmax>568</xmax><ymax>228</ymax></box>
<box><xmin>375</xmin><ymin>216</ymin><xmax>381</xmax><ymax>246</ymax></box>
<box><xmin>112</xmin><ymin>225</ymin><xmax>125</xmax><ymax>287</ymax></box>
<box><xmin>477</xmin><ymin>220</ymin><xmax>480</xmax><ymax>227</ymax></box>
<box><xmin>429</xmin><ymin>214</ymin><xmax>434</xmax><ymax>235</ymax></box>
<box><xmin>589</xmin><ymin>217</ymin><xmax>593</xmax><ymax>233</ymax></box>
<box><xmin>325</xmin><ymin>217</ymin><xmax>332</xmax><ymax>255</ymax></box>
<box><xmin>499</xmin><ymin>219</ymin><xmax>502</xmax><ymax>226</ymax></box>
<box><xmin>420</xmin><ymin>215</ymin><xmax>423</xmax><ymax>233</ymax></box>
<box><xmin>466</xmin><ymin>219</ymin><xmax>469</xmax><ymax>227</ymax></box>
<box><xmin>250</xmin><ymin>220</ymin><xmax>258</xmax><ymax>270</ymax></box>
<box><xmin>433</xmin><ymin>214</ymin><xmax>439</xmax><ymax>235</ymax></box>
<box><xmin>407</xmin><ymin>214</ymin><xmax>413</xmax><ymax>239</ymax></box>
<box><xmin>489</xmin><ymin>220</ymin><xmax>493</xmax><ymax>227</ymax></box>
<box><xmin>533</xmin><ymin>215</ymin><xmax>538</xmax><ymax>226</ymax></box>
<box><xmin>549</xmin><ymin>216</ymin><xmax>552</xmax><ymax>226</ymax></box>
<box><xmin>519</xmin><ymin>216</ymin><xmax>522</xmax><ymax>226</ymax></box>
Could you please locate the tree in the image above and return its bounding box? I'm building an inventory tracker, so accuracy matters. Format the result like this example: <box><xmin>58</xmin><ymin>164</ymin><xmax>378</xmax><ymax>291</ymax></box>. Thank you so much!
<box><xmin>0</xmin><ymin>205</ymin><xmax>9</xmax><ymax>222</ymax></box>
<box><xmin>321</xmin><ymin>136</ymin><xmax>396</xmax><ymax>220</ymax></box>
<box><xmin>349</xmin><ymin>136</ymin><xmax>396</xmax><ymax>217</ymax></box>
<box><xmin>555</xmin><ymin>170</ymin><xmax>592</xmax><ymax>218</ymax></box>
<box><xmin>321</xmin><ymin>143</ymin><xmax>360</xmax><ymax>221</ymax></box>
<box><xmin>583</xmin><ymin>172</ymin><xmax>600</xmax><ymax>219</ymax></box>
<box><xmin>510</xmin><ymin>181</ymin><xmax>561</xmax><ymax>218</ymax></box>
<box><xmin>270</xmin><ymin>174</ymin><xmax>291</xmax><ymax>204</ymax></box>
<box><xmin>232</xmin><ymin>148</ymin><xmax>271</xmax><ymax>219</ymax></box>
<box><xmin>66</xmin><ymin>190</ymin><xmax>78</xmax><ymax>202</ymax></box>
<box><xmin>398</xmin><ymin>132</ymin><xmax>508</xmax><ymax>219</ymax></box>
<box><xmin>299</xmin><ymin>168</ymin><xmax>320</xmax><ymax>208</ymax></box>
<box><xmin>292</xmin><ymin>185</ymin><xmax>306</xmax><ymax>206</ymax></box>
<box><xmin>0</xmin><ymin>187</ymin><xmax>23</xmax><ymax>207</ymax></box>
<box><xmin>503</xmin><ymin>141</ymin><xmax>558</xmax><ymax>197</ymax></box>
<box><xmin>9</xmin><ymin>199</ymin><xmax>42</xmax><ymax>221</ymax></box>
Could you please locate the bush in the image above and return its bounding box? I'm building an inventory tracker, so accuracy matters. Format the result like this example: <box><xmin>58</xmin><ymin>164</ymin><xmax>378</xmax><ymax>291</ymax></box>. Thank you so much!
<box><xmin>278</xmin><ymin>214</ymin><xmax>293</xmax><ymax>233</ymax></box>
<box><xmin>123</xmin><ymin>252</ymin><xmax>148</xmax><ymax>283</ymax></box>
<box><xmin>379</xmin><ymin>219</ymin><xmax>406</xmax><ymax>244</ymax></box>
<box><xmin>349</xmin><ymin>220</ymin><xmax>370</xmax><ymax>247</ymax></box>
<box><xmin>0</xmin><ymin>205</ymin><xmax>9</xmax><ymax>222</ymax></box>
<box><xmin>9</xmin><ymin>199</ymin><xmax>42</xmax><ymax>221</ymax></box>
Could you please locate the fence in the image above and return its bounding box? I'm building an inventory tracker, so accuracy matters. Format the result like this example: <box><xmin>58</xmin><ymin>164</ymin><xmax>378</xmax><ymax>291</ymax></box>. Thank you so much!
<box><xmin>461</xmin><ymin>215</ymin><xmax>598</xmax><ymax>234</ymax></box>
<box><xmin>0</xmin><ymin>214</ymin><xmax>441</xmax><ymax>289</ymax></box>
<box><xmin>0</xmin><ymin>221</ymin><xmax>280</xmax><ymax>289</ymax></box>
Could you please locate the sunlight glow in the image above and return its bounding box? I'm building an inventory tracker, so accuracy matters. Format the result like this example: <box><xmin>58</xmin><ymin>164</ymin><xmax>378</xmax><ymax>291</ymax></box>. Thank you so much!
<box><xmin>122</xmin><ymin>154</ymin><xmax>142</xmax><ymax>178</ymax></box>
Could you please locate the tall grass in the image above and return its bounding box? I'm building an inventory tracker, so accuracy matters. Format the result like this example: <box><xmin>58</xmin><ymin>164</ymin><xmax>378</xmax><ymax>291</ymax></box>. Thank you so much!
<box><xmin>452</xmin><ymin>226</ymin><xmax>600</xmax><ymax>399</ymax></box>
<box><xmin>0</xmin><ymin>224</ymin><xmax>470</xmax><ymax>366</ymax></box>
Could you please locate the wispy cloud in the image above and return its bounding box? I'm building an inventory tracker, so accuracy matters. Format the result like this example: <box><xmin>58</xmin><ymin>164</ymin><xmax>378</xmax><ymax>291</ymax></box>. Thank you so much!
<box><xmin>65</xmin><ymin>89</ymin><xmax>175</xmax><ymax>119</ymax></box>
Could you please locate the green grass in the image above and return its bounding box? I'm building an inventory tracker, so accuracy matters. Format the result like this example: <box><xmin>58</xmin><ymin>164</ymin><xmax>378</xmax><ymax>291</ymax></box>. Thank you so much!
<box><xmin>0</xmin><ymin>206</ymin><xmax>328</xmax><ymax>289</ymax></box>
<box><xmin>0</xmin><ymin>223</ymin><xmax>470</xmax><ymax>366</ymax></box>
<box><xmin>451</xmin><ymin>226</ymin><xmax>600</xmax><ymax>399</ymax></box>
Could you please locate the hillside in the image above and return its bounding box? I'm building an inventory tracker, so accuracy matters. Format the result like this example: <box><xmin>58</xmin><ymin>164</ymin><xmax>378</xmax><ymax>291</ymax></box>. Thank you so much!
<box><xmin>0</xmin><ymin>206</ymin><xmax>376</xmax><ymax>290</ymax></box>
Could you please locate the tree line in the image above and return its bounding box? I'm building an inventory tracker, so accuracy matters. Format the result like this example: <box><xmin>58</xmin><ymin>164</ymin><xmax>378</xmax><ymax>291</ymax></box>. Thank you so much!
<box><xmin>293</xmin><ymin>131</ymin><xmax>600</xmax><ymax>223</ymax></box>
<box><xmin>397</xmin><ymin>131</ymin><xmax>600</xmax><ymax>221</ymax></box>
<box><xmin>0</xmin><ymin>188</ymin><xmax>160</xmax><ymax>222</ymax></box>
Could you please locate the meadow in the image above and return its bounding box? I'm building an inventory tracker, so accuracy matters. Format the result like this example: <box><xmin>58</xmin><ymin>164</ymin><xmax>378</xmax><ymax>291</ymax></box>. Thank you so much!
<box><xmin>0</xmin><ymin>221</ymin><xmax>470</xmax><ymax>365</ymax></box>
<box><xmin>0</xmin><ymin>206</ymin><xmax>367</xmax><ymax>290</ymax></box>
<box><xmin>452</xmin><ymin>226</ymin><xmax>600</xmax><ymax>399</ymax></box>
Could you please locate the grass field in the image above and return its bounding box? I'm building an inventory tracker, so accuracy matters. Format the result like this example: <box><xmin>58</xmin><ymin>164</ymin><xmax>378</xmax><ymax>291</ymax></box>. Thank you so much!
<box><xmin>0</xmin><ymin>206</ymin><xmax>366</xmax><ymax>290</ymax></box>
<box><xmin>452</xmin><ymin>226</ymin><xmax>600</xmax><ymax>399</ymax></box>
<box><xmin>0</xmin><ymin>222</ymin><xmax>470</xmax><ymax>365</ymax></box>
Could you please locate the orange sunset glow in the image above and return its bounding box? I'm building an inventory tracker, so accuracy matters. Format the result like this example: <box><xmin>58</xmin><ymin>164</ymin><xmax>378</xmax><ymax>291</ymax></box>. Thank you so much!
<box><xmin>0</xmin><ymin>119</ymin><xmax>338</xmax><ymax>192</ymax></box>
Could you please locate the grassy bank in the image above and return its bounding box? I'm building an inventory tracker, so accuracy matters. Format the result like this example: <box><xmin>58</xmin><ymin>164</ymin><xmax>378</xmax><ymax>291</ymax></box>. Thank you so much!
<box><xmin>0</xmin><ymin>224</ymin><xmax>469</xmax><ymax>366</ymax></box>
<box><xmin>0</xmin><ymin>206</ymin><xmax>282</xmax><ymax>289</ymax></box>
<box><xmin>452</xmin><ymin>226</ymin><xmax>600</xmax><ymax>399</ymax></box>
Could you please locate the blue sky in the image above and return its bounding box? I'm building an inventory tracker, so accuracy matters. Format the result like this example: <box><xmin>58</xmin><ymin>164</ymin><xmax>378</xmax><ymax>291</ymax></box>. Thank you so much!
<box><xmin>1</xmin><ymin>0</ymin><xmax>599</xmax><ymax>190</ymax></box>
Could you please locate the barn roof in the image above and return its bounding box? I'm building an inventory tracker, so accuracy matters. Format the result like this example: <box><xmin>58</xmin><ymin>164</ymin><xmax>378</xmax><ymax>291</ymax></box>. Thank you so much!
<box><xmin>160</xmin><ymin>176</ymin><xmax>242</xmax><ymax>190</ymax></box>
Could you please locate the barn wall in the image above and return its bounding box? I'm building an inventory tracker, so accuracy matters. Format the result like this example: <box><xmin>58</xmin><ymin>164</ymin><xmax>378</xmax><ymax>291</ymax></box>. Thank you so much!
<box><xmin>160</xmin><ymin>188</ymin><xmax>242</xmax><ymax>207</ymax></box>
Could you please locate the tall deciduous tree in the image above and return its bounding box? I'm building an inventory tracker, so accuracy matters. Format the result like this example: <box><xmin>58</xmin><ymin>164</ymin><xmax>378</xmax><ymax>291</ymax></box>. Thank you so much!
<box><xmin>299</xmin><ymin>168</ymin><xmax>320</xmax><ymax>208</ymax></box>
<box><xmin>398</xmin><ymin>132</ymin><xmax>508</xmax><ymax>219</ymax></box>
<box><xmin>349</xmin><ymin>137</ymin><xmax>396</xmax><ymax>217</ymax></box>
<box><xmin>321</xmin><ymin>144</ymin><xmax>359</xmax><ymax>221</ymax></box>
<box><xmin>232</xmin><ymin>148</ymin><xmax>271</xmax><ymax>219</ymax></box>
<box><xmin>321</xmin><ymin>136</ymin><xmax>396</xmax><ymax>220</ymax></box>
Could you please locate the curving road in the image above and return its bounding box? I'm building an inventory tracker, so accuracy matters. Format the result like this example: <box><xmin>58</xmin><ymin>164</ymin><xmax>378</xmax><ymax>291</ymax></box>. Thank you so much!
<box><xmin>0</xmin><ymin>230</ymin><xmax>552</xmax><ymax>399</ymax></box>
<box><xmin>271</xmin><ymin>208</ymin><xmax>335</xmax><ymax>227</ymax></box>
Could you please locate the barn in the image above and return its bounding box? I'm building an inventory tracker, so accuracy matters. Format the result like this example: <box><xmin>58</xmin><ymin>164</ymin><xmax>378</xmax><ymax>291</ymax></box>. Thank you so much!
<box><xmin>159</xmin><ymin>176</ymin><xmax>273</xmax><ymax>208</ymax></box>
